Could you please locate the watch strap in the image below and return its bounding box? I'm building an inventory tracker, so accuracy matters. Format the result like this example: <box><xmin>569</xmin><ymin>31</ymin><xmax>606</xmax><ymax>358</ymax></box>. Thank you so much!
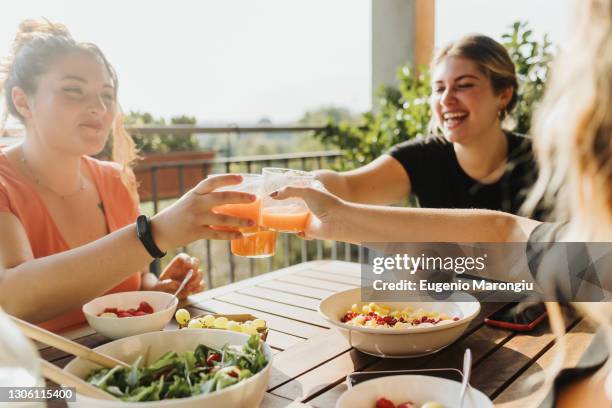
<box><xmin>136</xmin><ymin>215</ymin><xmax>166</xmax><ymax>258</ymax></box>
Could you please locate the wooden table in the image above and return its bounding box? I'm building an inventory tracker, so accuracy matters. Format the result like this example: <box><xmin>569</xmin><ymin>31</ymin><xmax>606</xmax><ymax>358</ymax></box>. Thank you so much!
<box><xmin>41</xmin><ymin>260</ymin><xmax>595</xmax><ymax>407</ymax></box>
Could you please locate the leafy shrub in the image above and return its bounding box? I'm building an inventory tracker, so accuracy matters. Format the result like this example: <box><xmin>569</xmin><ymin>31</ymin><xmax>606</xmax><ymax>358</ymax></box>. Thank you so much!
<box><xmin>125</xmin><ymin>112</ymin><xmax>200</xmax><ymax>153</ymax></box>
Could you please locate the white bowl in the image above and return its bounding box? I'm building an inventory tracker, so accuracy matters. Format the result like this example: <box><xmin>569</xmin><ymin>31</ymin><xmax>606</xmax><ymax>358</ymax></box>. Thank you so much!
<box><xmin>64</xmin><ymin>329</ymin><xmax>273</xmax><ymax>408</ymax></box>
<box><xmin>336</xmin><ymin>375</ymin><xmax>493</xmax><ymax>408</ymax></box>
<box><xmin>82</xmin><ymin>291</ymin><xmax>178</xmax><ymax>339</ymax></box>
<box><xmin>319</xmin><ymin>288</ymin><xmax>480</xmax><ymax>358</ymax></box>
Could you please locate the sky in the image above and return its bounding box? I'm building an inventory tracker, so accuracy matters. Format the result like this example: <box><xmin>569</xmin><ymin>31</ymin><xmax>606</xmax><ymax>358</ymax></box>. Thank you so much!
<box><xmin>0</xmin><ymin>0</ymin><xmax>571</xmax><ymax>125</ymax></box>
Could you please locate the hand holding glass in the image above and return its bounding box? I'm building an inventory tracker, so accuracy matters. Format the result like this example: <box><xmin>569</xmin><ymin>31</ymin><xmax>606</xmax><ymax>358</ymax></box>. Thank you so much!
<box><xmin>212</xmin><ymin>174</ymin><xmax>277</xmax><ymax>258</ymax></box>
<box><xmin>213</xmin><ymin>174</ymin><xmax>261</xmax><ymax>235</ymax></box>
<box><xmin>261</xmin><ymin>168</ymin><xmax>314</xmax><ymax>233</ymax></box>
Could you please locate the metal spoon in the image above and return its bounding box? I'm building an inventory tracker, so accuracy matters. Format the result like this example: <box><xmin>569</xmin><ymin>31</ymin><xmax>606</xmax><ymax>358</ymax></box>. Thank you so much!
<box><xmin>459</xmin><ymin>348</ymin><xmax>472</xmax><ymax>408</ymax></box>
<box><xmin>165</xmin><ymin>269</ymin><xmax>193</xmax><ymax>308</ymax></box>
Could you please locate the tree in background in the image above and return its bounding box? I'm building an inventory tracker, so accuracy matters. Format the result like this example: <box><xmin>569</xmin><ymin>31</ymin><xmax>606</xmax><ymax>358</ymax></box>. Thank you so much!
<box><xmin>125</xmin><ymin>112</ymin><xmax>200</xmax><ymax>153</ymax></box>
<box><xmin>97</xmin><ymin>112</ymin><xmax>201</xmax><ymax>159</ymax></box>
<box><xmin>299</xmin><ymin>106</ymin><xmax>356</xmax><ymax>126</ymax></box>
<box><xmin>314</xmin><ymin>21</ymin><xmax>553</xmax><ymax>170</ymax></box>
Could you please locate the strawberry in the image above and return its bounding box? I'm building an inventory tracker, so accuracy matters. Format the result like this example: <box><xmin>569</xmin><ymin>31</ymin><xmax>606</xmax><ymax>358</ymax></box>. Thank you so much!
<box><xmin>375</xmin><ymin>397</ymin><xmax>396</xmax><ymax>408</ymax></box>
<box><xmin>138</xmin><ymin>301</ymin><xmax>154</xmax><ymax>314</ymax></box>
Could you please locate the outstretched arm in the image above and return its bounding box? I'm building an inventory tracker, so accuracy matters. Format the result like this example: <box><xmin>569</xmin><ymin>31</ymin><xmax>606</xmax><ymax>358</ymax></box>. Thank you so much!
<box><xmin>313</xmin><ymin>155</ymin><xmax>410</xmax><ymax>205</ymax></box>
<box><xmin>0</xmin><ymin>175</ymin><xmax>254</xmax><ymax>323</ymax></box>
<box><xmin>272</xmin><ymin>186</ymin><xmax>540</xmax><ymax>244</ymax></box>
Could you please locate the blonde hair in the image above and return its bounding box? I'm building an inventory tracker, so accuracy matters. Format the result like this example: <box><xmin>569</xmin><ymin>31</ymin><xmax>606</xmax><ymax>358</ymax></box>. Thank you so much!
<box><xmin>0</xmin><ymin>19</ymin><xmax>138</xmax><ymax>197</ymax></box>
<box><xmin>523</xmin><ymin>0</ymin><xmax>612</xmax><ymax>396</ymax></box>
<box><xmin>429</xmin><ymin>34</ymin><xmax>518</xmax><ymax>134</ymax></box>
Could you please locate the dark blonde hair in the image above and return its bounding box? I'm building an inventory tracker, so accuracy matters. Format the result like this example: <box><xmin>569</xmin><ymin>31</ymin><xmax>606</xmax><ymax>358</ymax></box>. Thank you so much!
<box><xmin>523</xmin><ymin>0</ymin><xmax>612</xmax><ymax>232</ymax></box>
<box><xmin>431</xmin><ymin>34</ymin><xmax>518</xmax><ymax>121</ymax></box>
<box><xmin>0</xmin><ymin>19</ymin><xmax>138</xmax><ymax>196</ymax></box>
<box><xmin>522</xmin><ymin>0</ymin><xmax>612</xmax><ymax>394</ymax></box>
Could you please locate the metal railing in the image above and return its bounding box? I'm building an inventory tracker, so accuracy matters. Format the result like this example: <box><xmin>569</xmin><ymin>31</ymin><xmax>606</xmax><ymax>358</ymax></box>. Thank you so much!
<box><xmin>127</xmin><ymin>124</ymin><xmax>328</xmax><ymax>135</ymax></box>
<box><xmin>132</xmin><ymin>125</ymin><xmax>362</xmax><ymax>288</ymax></box>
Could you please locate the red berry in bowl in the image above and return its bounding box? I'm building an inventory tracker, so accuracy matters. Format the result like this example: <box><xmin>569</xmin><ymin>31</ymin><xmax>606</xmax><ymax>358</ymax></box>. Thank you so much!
<box><xmin>138</xmin><ymin>301</ymin><xmax>154</xmax><ymax>314</ymax></box>
<box><xmin>375</xmin><ymin>397</ymin><xmax>396</xmax><ymax>408</ymax></box>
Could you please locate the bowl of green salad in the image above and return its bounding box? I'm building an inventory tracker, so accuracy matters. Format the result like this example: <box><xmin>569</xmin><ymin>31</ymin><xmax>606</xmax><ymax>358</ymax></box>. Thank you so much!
<box><xmin>63</xmin><ymin>329</ymin><xmax>273</xmax><ymax>407</ymax></box>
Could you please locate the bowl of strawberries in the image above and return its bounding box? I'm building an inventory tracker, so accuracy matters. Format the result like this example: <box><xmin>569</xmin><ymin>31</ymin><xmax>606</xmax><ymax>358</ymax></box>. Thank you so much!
<box><xmin>336</xmin><ymin>375</ymin><xmax>492</xmax><ymax>408</ymax></box>
<box><xmin>82</xmin><ymin>291</ymin><xmax>178</xmax><ymax>339</ymax></box>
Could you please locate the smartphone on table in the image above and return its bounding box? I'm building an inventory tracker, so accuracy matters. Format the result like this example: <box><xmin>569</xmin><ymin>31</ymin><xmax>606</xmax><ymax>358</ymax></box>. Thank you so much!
<box><xmin>484</xmin><ymin>301</ymin><xmax>547</xmax><ymax>331</ymax></box>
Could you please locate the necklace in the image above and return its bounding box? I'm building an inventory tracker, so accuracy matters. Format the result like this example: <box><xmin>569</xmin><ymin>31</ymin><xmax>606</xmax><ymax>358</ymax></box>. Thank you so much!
<box><xmin>20</xmin><ymin>150</ymin><xmax>85</xmax><ymax>199</ymax></box>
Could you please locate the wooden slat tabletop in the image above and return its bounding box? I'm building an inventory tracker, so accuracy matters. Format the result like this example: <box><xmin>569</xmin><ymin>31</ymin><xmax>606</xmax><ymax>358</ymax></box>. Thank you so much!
<box><xmin>40</xmin><ymin>260</ymin><xmax>595</xmax><ymax>408</ymax></box>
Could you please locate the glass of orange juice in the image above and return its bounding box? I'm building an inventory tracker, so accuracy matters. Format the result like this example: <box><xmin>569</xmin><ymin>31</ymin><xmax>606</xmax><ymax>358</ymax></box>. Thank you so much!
<box><xmin>230</xmin><ymin>229</ymin><xmax>277</xmax><ymax>258</ymax></box>
<box><xmin>260</xmin><ymin>167</ymin><xmax>314</xmax><ymax>233</ymax></box>
<box><xmin>213</xmin><ymin>174</ymin><xmax>261</xmax><ymax>236</ymax></box>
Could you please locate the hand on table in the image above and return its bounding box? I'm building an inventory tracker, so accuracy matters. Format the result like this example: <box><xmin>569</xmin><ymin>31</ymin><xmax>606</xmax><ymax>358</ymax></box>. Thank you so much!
<box><xmin>152</xmin><ymin>253</ymin><xmax>205</xmax><ymax>299</ymax></box>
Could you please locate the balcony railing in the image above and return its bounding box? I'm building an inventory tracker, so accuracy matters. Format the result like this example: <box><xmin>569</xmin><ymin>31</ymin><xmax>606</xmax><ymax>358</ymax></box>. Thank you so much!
<box><xmin>130</xmin><ymin>125</ymin><xmax>363</xmax><ymax>289</ymax></box>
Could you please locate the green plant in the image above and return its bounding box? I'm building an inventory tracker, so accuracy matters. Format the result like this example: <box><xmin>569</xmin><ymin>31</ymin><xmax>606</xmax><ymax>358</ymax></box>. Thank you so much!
<box><xmin>315</xmin><ymin>67</ymin><xmax>431</xmax><ymax>170</ymax></box>
<box><xmin>314</xmin><ymin>21</ymin><xmax>553</xmax><ymax>170</ymax></box>
<box><xmin>502</xmin><ymin>21</ymin><xmax>553</xmax><ymax>134</ymax></box>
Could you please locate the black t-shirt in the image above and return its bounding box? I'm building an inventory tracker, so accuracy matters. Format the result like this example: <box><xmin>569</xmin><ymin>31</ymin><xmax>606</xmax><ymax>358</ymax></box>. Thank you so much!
<box><xmin>388</xmin><ymin>132</ymin><xmax>537</xmax><ymax>216</ymax></box>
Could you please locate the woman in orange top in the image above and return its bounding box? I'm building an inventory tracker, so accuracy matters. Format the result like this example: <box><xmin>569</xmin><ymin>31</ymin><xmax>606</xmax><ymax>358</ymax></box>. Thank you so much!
<box><xmin>0</xmin><ymin>20</ymin><xmax>256</xmax><ymax>331</ymax></box>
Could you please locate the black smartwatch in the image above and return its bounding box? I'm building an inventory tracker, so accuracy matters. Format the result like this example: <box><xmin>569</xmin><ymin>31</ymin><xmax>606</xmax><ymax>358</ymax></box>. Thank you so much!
<box><xmin>136</xmin><ymin>215</ymin><xmax>166</xmax><ymax>258</ymax></box>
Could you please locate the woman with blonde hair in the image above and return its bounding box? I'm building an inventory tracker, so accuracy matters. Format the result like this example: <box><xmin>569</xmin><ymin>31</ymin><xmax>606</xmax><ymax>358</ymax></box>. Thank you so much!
<box><xmin>316</xmin><ymin>34</ymin><xmax>538</xmax><ymax>217</ymax></box>
<box><xmin>273</xmin><ymin>0</ymin><xmax>611</xmax><ymax>404</ymax></box>
<box><xmin>0</xmin><ymin>20</ymin><xmax>255</xmax><ymax>331</ymax></box>
<box><xmin>523</xmin><ymin>0</ymin><xmax>612</xmax><ymax>404</ymax></box>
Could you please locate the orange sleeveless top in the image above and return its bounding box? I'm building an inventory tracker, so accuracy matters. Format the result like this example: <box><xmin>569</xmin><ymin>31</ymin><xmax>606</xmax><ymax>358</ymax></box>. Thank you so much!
<box><xmin>0</xmin><ymin>151</ymin><xmax>141</xmax><ymax>332</ymax></box>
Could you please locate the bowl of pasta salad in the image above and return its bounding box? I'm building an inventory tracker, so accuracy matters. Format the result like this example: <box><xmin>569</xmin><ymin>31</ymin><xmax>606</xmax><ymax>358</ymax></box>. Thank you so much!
<box><xmin>319</xmin><ymin>288</ymin><xmax>480</xmax><ymax>357</ymax></box>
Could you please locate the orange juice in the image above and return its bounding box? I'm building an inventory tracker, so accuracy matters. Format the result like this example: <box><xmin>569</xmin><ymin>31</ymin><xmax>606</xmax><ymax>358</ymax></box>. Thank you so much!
<box><xmin>213</xmin><ymin>197</ymin><xmax>260</xmax><ymax>234</ymax></box>
<box><xmin>231</xmin><ymin>230</ymin><xmax>277</xmax><ymax>258</ymax></box>
<box><xmin>261</xmin><ymin>205</ymin><xmax>310</xmax><ymax>232</ymax></box>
